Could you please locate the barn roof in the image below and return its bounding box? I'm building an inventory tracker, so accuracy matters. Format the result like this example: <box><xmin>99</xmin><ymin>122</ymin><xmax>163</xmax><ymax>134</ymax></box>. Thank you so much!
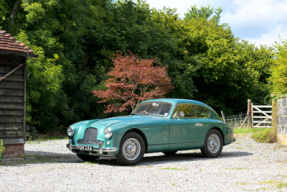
<box><xmin>0</xmin><ymin>29</ymin><xmax>37</xmax><ymax>57</ymax></box>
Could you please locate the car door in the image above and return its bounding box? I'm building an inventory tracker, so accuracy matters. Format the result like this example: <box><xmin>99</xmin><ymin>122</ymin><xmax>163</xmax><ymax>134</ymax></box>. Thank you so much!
<box><xmin>192</xmin><ymin>105</ymin><xmax>211</xmax><ymax>141</ymax></box>
<box><xmin>169</xmin><ymin>103</ymin><xmax>200</xmax><ymax>150</ymax></box>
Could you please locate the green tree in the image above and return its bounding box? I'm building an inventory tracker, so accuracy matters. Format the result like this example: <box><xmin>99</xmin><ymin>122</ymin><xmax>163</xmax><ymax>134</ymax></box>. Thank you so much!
<box><xmin>0</xmin><ymin>0</ymin><xmax>274</xmax><ymax>132</ymax></box>
<box><xmin>184</xmin><ymin>5</ymin><xmax>223</xmax><ymax>24</ymax></box>
<box><xmin>269</xmin><ymin>38</ymin><xmax>287</xmax><ymax>95</ymax></box>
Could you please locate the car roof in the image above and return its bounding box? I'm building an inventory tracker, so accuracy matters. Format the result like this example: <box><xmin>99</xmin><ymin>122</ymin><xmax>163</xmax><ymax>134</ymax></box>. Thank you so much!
<box><xmin>142</xmin><ymin>98</ymin><xmax>208</xmax><ymax>107</ymax></box>
<box><xmin>141</xmin><ymin>98</ymin><xmax>221</xmax><ymax>120</ymax></box>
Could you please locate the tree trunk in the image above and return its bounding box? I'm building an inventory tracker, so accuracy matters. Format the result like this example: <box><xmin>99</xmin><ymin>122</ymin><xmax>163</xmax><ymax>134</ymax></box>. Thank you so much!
<box><xmin>8</xmin><ymin>0</ymin><xmax>21</xmax><ymax>33</ymax></box>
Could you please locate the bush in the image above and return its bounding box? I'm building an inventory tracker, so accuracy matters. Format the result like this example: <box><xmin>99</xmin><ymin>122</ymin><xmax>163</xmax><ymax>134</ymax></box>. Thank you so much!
<box><xmin>0</xmin><ymin>140</ymin><xmax>5</xmax><ymax>160</ymax></box>
<box><xmin>251</xmin><ymin>128</ymin><xmax>277</xmax><ymax>143</ymax></box>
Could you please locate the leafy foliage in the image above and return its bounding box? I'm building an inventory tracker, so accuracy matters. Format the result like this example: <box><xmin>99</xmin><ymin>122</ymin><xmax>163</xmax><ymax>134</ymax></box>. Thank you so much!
<box><xmin>93</xmin><ymin>51</ymin><xmax>173</xmax><ymax>113</ymax></box>
<box><xmin>269</xmin><ymin>38</ymin><xmax>287</xmax><ymax>95</ymax></box>
<box><xmin>251</xmin><ymin>128</ymin><xmax>277</xmax><ymax>143</ymax></box>
<box><xmin>0</xmin><ymin>140</ymin><xmax>5</xmax><ymax>160</ymax></box>
<box><xmin>0</xmin><ymin>0</ymin><xmax>274</xmax><ymax>132</ymax></box>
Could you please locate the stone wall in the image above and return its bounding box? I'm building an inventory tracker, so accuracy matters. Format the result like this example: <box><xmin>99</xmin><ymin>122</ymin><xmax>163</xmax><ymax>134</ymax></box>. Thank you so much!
<box><xmin>277</xmin><ymin>97</ymin><xmax>287</xmax><ymax>145</ymax></box>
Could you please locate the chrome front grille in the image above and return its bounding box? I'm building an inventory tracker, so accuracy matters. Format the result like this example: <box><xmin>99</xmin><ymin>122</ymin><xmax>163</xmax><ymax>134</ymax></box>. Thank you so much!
<box><xmin>77</xmin><ymin>128</ymin><xmax>100</xmax><ymax>145</ymax></box>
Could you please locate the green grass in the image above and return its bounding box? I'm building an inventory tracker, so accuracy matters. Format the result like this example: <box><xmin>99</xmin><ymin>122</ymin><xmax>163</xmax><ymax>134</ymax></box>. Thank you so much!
<box><xmin>234</xmin><ymin>128</ymin><xmax>270</xmax><ymax>134</ymax></box>
<box><xmin>160</xmin><ymin>167</ymin><xmax>188</xmax><ymax>171</ymax></box>
<box><xmin>226</xmin><ymin>167</ymin><xmax>244</xmax><ymax>170</ymax></box>
<box><xmin>251</xmin><ymin>128</ymin><xmax>277</xmax><ymax>143</ymax></box>
<box><xmin>277</xmin><ymin>182</ymin><xmax>287</xmax><ymax>188</ymax></box>
<box><xmin>234</xmin><ymin>127</ymin><xmax>277</xmax><ymax>143</ymax></box>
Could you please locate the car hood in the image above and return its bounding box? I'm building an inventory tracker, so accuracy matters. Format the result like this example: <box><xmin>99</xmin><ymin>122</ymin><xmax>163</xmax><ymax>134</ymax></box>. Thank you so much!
<box><xmin>71</xmin><ymin>115</ymin><xmax>167</xmax><ymax>130</ymax></box>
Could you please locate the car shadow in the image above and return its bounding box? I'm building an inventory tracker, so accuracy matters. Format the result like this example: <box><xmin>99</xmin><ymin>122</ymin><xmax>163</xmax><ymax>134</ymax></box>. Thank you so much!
<box><xmin>96</xmin><ymin>151</ymin><xmax>253</xmax><ymax>166</ymax></box>
<box><xmin>0</xmin><ymin>150</ymin><xmax>253</xmax><ymax>167</ymax></box>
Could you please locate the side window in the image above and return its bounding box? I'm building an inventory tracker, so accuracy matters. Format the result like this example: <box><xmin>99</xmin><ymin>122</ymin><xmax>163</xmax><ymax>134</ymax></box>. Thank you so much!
<box><xmin>194</xmin><ymin>105</ymin><xmax>210</xmax><ymax>118</ymax></box>
<box><xmin>172</xmin><ymin>104</ymin><xmax>196</xmax><ymax>119</ymax></box>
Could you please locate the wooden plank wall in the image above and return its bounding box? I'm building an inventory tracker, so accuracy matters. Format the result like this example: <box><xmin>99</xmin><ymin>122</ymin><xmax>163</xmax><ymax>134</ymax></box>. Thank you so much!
<box><xmin>0</xmin><ymin>53</ymin><xmax>25</xmax><ymax>141</ymax></box>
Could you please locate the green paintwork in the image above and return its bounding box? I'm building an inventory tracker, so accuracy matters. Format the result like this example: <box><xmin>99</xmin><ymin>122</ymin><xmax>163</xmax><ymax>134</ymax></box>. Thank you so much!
<box><xmin>68</xmin><ymin>99</ymin><xmax>234</xmax><ymax>157</ymax></box>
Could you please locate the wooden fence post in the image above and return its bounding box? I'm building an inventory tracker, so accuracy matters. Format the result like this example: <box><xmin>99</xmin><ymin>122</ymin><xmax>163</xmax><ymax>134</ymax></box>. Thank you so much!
<box><xmin>251</xmin><ymin>103</ymin><xmax>253</xmax><ymax>128</ymax></box>
<box><xmin>221</xmin><ymin>111</ymin><xmax>225</xmax><ymax>123</ymax></box>
<box><xmin>247</xmin><ymin>99</ymin><xmax>251</xmax><ymax>128</ymax></box>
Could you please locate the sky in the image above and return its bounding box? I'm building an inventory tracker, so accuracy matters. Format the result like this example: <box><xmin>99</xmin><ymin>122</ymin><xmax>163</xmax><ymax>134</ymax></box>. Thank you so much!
<box><xmin>144</xmin><ymin>0</ymin><xmax>287</xmax><ymax>47</ymax></box>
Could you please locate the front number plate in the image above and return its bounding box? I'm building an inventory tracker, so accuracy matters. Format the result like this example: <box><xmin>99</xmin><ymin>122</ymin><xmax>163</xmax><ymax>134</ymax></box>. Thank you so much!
<box><xmin>77</xmin><ymin>145</ymin><xmax>92</xmax><ymax>151</ymax></box>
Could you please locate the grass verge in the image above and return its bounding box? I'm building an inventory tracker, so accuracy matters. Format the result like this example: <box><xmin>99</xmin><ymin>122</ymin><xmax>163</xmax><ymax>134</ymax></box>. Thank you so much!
<box><xmin>234</xmin><ymin>128</ymin><xmax>277</xmax><ymax>143</ymax></box>
<box><xmin>234</xmin><ymin>128</ymin><xmax>269</xmax><ymax>134</ymax></box>
<box><xmin>251</xmin><ymin>128</ymin><xmax>277</xmax><ymax>143</ymax></box>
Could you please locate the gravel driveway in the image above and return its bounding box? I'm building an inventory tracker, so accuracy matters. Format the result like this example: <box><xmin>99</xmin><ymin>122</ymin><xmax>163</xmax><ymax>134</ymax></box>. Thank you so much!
<box><xmin>1</xmin><ymin>134</ymin><xmax>287</xmax><ymax>192</ymax></box>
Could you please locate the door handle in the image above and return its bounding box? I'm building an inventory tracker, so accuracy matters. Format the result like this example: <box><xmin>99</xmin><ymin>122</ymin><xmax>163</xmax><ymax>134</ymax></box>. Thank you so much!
<box><xmin>195</xmin><ymin>123</ymin><xmax>203</xmax><ymax>127</ymax></box>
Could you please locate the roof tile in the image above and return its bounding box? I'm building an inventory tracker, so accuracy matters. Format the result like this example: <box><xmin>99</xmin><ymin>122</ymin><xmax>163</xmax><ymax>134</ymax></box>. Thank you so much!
<box><xmin>0</xmin><ymin>28</ymin><xmax>35</xmax><ymax>54</ymax></box>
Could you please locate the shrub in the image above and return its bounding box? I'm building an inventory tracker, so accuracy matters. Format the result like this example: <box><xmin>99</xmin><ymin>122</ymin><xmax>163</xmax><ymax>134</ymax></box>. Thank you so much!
<box><xmin>0</xmin><ymin>140</ymin><xmax>5</xmax><ymax>160</ymax></box>
<box><xmin>251</xmin><ymin>128</ymin><xmax>277</xmax><ymax>143</ymax></box>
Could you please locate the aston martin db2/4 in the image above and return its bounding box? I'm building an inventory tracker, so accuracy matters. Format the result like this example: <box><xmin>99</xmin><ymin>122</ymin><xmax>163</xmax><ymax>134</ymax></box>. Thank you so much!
<box><xmin>67</xmin><ymin>99</ymin><xmax>235</xmax><ymax>165</ymax></box>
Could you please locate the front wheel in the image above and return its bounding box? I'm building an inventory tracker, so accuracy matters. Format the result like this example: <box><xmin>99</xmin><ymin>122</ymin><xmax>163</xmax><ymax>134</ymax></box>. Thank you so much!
<box><xmin>116</xmin><ymin>132</ymin><xmax>145</xmax><ymax>165</ymax></box>
<box><xmin>76</xmin><ymin>154</ymin><xmax>100</xmax><ymax>161</ymax></box>
<box><xmin>201</xmin><ymin>129</ymin><xmax>223</xmax><ymax>158</ymax></box>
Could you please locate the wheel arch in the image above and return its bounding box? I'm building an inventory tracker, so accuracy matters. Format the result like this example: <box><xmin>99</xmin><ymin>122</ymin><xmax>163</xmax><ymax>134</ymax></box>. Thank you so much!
<box><xmin>208</xmin><ymin>127</ymin><xmax>224</xmax><ymax>144</ymax></box>
<box><xmin>124</xmin><ymin>128</ymin><xmax>148</xmax><ymax>153</ymax></box>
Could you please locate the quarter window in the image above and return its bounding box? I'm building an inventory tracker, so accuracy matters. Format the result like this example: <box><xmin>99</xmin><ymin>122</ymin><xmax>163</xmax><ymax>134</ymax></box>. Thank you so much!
<box><xmin>172</xmin><ymin>104</ymin><xmax>196</xmax><ymax>119</ymax></box>
<box><xmin>194</xmin><ymin>105</ymin><xmax>209</xmax><ymax>118</ymax></box>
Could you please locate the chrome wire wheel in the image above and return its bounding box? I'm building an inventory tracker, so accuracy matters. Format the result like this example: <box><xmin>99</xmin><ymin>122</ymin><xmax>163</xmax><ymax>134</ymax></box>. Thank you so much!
<box><xmin>122</xmin><ymin>138</ymin><xmax>141</xmax><ymax>161</ymax></box>
<box><xmin>207</xmin><ymin>134</ymin><xmax>220</xmax><ymax>153</ymax></box>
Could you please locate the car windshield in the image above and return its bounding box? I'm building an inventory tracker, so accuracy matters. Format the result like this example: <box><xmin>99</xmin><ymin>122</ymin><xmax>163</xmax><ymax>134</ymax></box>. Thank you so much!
<box><xmin>131</xmin><ymin>102</ymin><xmax>172</xmax><ymax>117</ymax></box>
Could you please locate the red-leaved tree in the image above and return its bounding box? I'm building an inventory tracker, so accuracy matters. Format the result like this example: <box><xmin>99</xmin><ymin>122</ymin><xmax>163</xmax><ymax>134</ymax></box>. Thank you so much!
<box><xmin>92</xmin><ymin>51</ymin><xmax>173</xmax><ymax>113</ymax></box>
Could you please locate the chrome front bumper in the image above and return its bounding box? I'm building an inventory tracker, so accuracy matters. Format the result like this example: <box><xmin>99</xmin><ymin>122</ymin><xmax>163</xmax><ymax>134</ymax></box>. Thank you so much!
<box><xmin>66</xmin><ymin>143</ymin><xmax>117</xmax><ymax>154</ymax></box>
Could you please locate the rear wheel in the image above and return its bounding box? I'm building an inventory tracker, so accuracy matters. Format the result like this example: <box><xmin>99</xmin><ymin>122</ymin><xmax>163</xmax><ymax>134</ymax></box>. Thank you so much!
<box><xmin>201</xmin><ymin>129</ymin><xmax>223</xmax><ymax>157</ymax></box>
<box><xmin>76</xmin><ymin>154</ymin><xmax>100</xmax><ymax>161</ymax></box>
<box><xmin>116</xmin><ymin>132</ymin><xmax>145</xmax><ymax>165</ymax></box>
<box><xmin>163</xmin><ymin>151</ymin><xmax>177</xmax><ymax>156</ymax></box>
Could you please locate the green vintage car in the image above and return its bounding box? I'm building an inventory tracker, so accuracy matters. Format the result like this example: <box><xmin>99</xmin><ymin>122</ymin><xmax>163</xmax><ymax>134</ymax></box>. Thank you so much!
<box><xmin>67</xmin><ymin>99</ymin><xmax>235</xmax><ymax>165</ymax></box>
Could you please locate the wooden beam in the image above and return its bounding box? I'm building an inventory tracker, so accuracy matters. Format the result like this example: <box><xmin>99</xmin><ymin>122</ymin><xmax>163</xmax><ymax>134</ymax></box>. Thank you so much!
<box><xmin>0</xmin><ymin>89</ymin><xmax>23</xmax><ymax>96</ymax></box>
<box><xmin>221</xmin><ymin>111</ymin><xmax>225</xmax><ymax>122</ymax></box>
<box><xmin>0</xmin><ymin>103</ymin><xmax>24</xmax><ymax>109</ymax></box>
<box><xmin>253</xmin><ymin>106</ymin><xmax>272</xmax><ymax>118</ymax></box>
<box><xmin>247</xmin><ymin>99</ymin><xmax>251</xmax><ymax>128</ymax></box>
<box><xmin>23</xmin><ymin>58</ymin><xmax>27</xmax><ymax>142</ymax></box>
<box><xmin>0</xmin><ymin>66</ymin><xmax>23</xmax><ymax>75</ymax></box>
<box><xmin>0</xmin><ymin>109</ymin><xmax>23</xmax><ymax>116</ymax></box>
<box><xmin>0</xmin><ymin>138</ymin><xmax>24</xmax><ymax>144</ymax></box>
<box><xmin>253</xmin><ymin>105</ymin><xmax>272</xmax><ymax>108</ymax></box>
<box><xmin>0</xmin><ymin>74</ymin><xmax>23</xmax><ymax>82</ymax></box>
<box><xmin>0</xmin><ymin>81</ymin><xmax>23</xmax><ymax>89</ymax></box>
<box><xmin>239</xmin><ymin>116</ymin><xmax>248</xmax><ymax>128</ymax></box>
<box><xmin>5</xmin><ymin>131</ymin><xmax>24</xmax><ymax>138</ymax></box>
<box><xmin>0</xmin><ymin>64</ymin><xmax>23</xmax><ymax>82</ymax></box>
<box><xmin>0</xmin><ymin>116</ymin><xmax>23</xmax><ymax>123</ymax></box>
<box><xmin>0</xmin><ymin>123</ymin><xmax>22</xmax><ymax>130</ymax></box>
<box><xmin>251</xmin><ymin>103</ymin><xmax>253</xmax><ymax>128</ymax></box>
<box><xmin>0</xmin><ymin>96</ymin><xmax>23</xmax><ymax>103</ymax></box>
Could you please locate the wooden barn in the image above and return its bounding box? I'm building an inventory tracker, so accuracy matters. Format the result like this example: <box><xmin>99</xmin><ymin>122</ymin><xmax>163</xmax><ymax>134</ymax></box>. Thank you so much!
<box><xmin>0</xmin><ymin>29</ymin><xmax>37</xmax><ymax>159</ymax></box>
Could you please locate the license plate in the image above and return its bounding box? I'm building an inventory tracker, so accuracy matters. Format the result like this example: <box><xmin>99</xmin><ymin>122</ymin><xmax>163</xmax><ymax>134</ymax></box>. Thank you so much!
<box><xmin>77</xmin><ymin>145</ymin><xmax>92</xmax><ymax>151</ymax></box>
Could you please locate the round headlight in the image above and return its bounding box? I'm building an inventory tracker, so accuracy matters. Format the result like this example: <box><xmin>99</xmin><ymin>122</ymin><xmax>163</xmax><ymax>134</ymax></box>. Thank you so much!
<box><xmin>67</xmin><ymin>126</ymin><xmax>74</xmax><ymax>137</ymax></box>
<box><xmin>104</xmin><ymin>127</ymin><xmax>113</xmax><ymax>139</ymax></box>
